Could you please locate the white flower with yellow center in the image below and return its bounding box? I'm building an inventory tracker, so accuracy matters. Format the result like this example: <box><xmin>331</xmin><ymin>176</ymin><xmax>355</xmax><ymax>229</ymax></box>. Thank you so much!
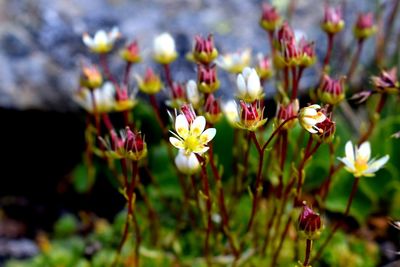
<box><xmin>338</xmin><ymin>141</ymin><xmax>389</xmax><ymax>177</ymax></box>
<box><xmin>75</xmin><ymin>82</ymin><xmax>116</xmax><ymax>113</ymax></box>
<box><xmin>236</xmin><ymin>67</ymin><xmax>263</xmax><ymax>103</ymax></box>
<box><xmin>153</xmin><ymin>32</ymin><xmax>178</xmax><ymax>64</ymax></box>
<box><xmin>169</xmin><ymin>114</ymin><xmax>216</xmax><ymax>155</ymax></box>
<box><xmin>82</xmin><ymin>27</ymin><xmax>120</xmax><ymax>54</ymax></box>
<box><xmin>216</xmin><ymin>49</ymin><xmax>251</xmax><ymax>74</ymax></box>
<box><xmin>174</xmin><ymin>149</ymin><xmax>200</xmax><ymax>175</ymax></box>
<box><xmin>298</xmin><ymin>104</ymin><xmax>327</xmax><ymax>134</ymax></box>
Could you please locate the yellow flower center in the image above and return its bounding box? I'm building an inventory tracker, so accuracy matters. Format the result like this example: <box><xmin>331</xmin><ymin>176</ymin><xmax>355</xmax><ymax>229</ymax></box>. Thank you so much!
<box><xmin>184</xmin><ymin>135</ymin><xmax>200</xmax><ymax>152</ymax></box>
<box><xmin>354</xmin><ymin>157</ymin><xmax>368</xmax><ymax>176</ymax></box>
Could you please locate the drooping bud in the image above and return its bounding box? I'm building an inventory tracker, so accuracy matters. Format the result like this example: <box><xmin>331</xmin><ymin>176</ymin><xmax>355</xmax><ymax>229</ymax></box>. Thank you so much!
<box><xmin>318</xmin><ymin>74</ymin><xmax>346</xmax><ymax>105</ymax></box>
<box><xmin>298</xmin><ymin>202</ymin><xmax>322</xmax><ymax>240</ymax></box>
<box><xmin>298</xmin><ymin>104</ymin><xmax>327</xmax><ymax>134</ymax></box>
<box><xmin>79</xmin><ymin>63</ymin><xmax>103</xmax><ymax>90</ymax></box>
<box><xmin>354</xmin><ymin>12</ymin><xmax>376</xmax><ymax>40</ymax></box>
<box><xmin>204</xmin><ymin>94</ymin><xmax>222</xmax><ymax>124</ymax></box>
<box><xmin>371</xmin><ymin>67</ymin><xmax>399</xmax><ymax>94</ymax></box>
<box><xmin>193</xmin><ymin>34</ymin><xmax>218</xmax><ymax>64</ymax></box>
<box><xmin>237</xmin><ymin>101</ymin><xmax>267</xmax><ymax>131</ymax></box>
<box><xmin>175</xmin><ymin>150</ymin><xmax>200</xmax><ymax>175</ymax></box>
<box><xmin>136</xmin><ymin>67</ymin><xmax>163</xmax><ymax>95</ymax></box>
<box><xmin>276</xmin><ymin>99</ymin><xmax>299</xmax><ymax>130</ymax></box>
<box><xmin>255</xmin><ymin>53</ymin><xmax>273</xmax><ymax>81</ymax></box>
<box><xmin>236</xmin><ymin>67</ymin><xmax>263</xmax><ymax>103</ymax></box>
<box><xmin>259</xmin><ymin>3</ymin><xmax>281</xmax><ymax>32</ymax></box>
<box><xmin>321</xmin><ymin>6</ymin><xmax>345</xmax><ymax>35</ymax></box>
<box><xmin>197</xmin><ymin>64</ymin><xmax>220</xmax><ymax>93</ymax></box>
<box><xmin>123</xmin><ymin>127</ymin><xmax>147</xmax><ymax>161</ymax></box>
<box><xmin>181</xmin><ymin>104</ymin><xmax>197</xmax><ymax>124</ymax></box>
<box><xmin>120</xmin><ymin>40</ymin><xmax>141</xmax><ymax>63</ymax></box>
<box><xmin>153</xmin><ymin>32</ymin><xmax>178</xmax><ymax>64</ymax></box>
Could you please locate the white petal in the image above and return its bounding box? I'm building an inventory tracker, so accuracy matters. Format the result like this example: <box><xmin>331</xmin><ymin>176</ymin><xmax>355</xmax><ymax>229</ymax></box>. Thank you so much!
<box><xmin>247</xmin><ymin>69</ymin><xmax>261</xmax><ymax>97</ymax></box>
<box><xmin>109</xmin><ymin>27</ymin><xmax>120</xmax><ymax>41</ymax></box>
<box><xmin>302</xmin><ymin>117</ymin><xmax>317</xmax><ymax>126</ymax></box>
<box><xmin>242</xmin><ymin>67</ymin><xmax>252</xmax><ymax>79</ymax></box>
<box><xmin>337</xmin><ymin>157</ymin><xmax>355</xmax><ymax>171</ymax></box>
<box><xmin>236</xmin><ymin>74</ymin><xmax>247</xmax><ymax>94</ymax></box>
<box><xmin>365</xmin><ymin>155</ymin><xmax>389</xmax><ymax>174</ymax></box>
<box><xmin>187</xmin><ymin>153</ymin><xmax>200</xmax><ymax>172</ymax></box>
<box><xmin>186</xmin><ymin>80</ymin><xmax>200</xmax><ymax>106</ymax></box>
<box><xmin>175</xmin><ymin>114</ymin><xmax>189</xmax><ymax>138</ymax></box>
<box><xmin>314</xmin><ymin>113</ymin><xmax>327</xmax><ymax>123</ymax></box>
<box><xmin>200</xmin><ymin>128</ymin><xmax>216</xmax><ymax>143</ymax></box>
<box><xmin>191</xmin><ymin>116</ymin><xmax>206</xmax><ymax>136</ymax></box>
<box><xmin>193</xmin><ymin>146</ymin><xmax>209</xmax><ymax>155</ymax></box>
<box><xmin>357</xmin><ymin>142</ymin><xmax>371</xmax><ymax>161</ymax></box>
<box><xmin>345</xmin><ymin>141</ymin><xmax>354</xmax><ymax>163</ymax></box>
<box><xmin>94</xmin><ymin>30</ymin><xmax>108</xmax><ymax>45</ymax></box>
<box><xmin>82</xmin><ymin>34</ymin><xmax>94</xmax><ymax>47</ymax></box>
<box><xmin>169</xmin><ymin>137</ymin><xmax>184</xmax><ymax>149</ymax></box>
<box><xmin>308</xmin><ymin>104</ymin><xmax>321</xmax><ymax>110</ymax></box>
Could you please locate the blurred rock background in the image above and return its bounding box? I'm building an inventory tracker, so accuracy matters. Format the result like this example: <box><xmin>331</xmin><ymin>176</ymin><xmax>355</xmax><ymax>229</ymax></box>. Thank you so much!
<box><xmin>0</xmin><ymin>0</ymin><xmax>394</xmax><ymax>110</ymax></box>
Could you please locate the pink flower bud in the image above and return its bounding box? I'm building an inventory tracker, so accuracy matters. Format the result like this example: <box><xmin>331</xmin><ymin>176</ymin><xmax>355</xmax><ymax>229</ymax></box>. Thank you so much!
<box><xmin>298</xmin><ymin>202</ymin><xmax>322</xmax><ymax>240</ymax></box>
<box><xmin>181</xmin><ymin>104</ymin><xmax>196</xmax><ymax>124</ymax></box>
<box><xmin>260</xmin><ymin>3</ymin><xmax>281</xmax><ymax>31</ymax></box>
<box><xmin>197</xmin><ymin>64</ymin><xmax>220</xmax><ymax>93</ymax></box>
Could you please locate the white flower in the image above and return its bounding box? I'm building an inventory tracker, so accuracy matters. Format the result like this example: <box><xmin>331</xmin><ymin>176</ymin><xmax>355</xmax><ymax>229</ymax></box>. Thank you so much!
<box><xmin>186</xmin><ymin>80</ymin><xmax>201</xmax><ymax>108</ymax></box>
<box><xmin>169</xmin><ymin>114</ymin><xmax>216</xmax><ymax>155</ymax></box>
<box><xmin>338</xmin><ymin>141</ymin><xmax>389</xmax><ymax>177</ymax></box>
<box><xmin>236</xmin><ymin>67</ymin><xmax>263</xmax><ymax>103</ymax></box>
<box><xmin>215</xmin><ymin>49</ymin><xmax>251</xmax><ymax>73</ymax></box>
<box><xmin>153</xmin><ymin>32</ymin><xmax>178</xmax><ymax>64</ymax></box>
<box><xmin>222</xmin><ymin>100</ymin><xmax>240</xmax><ymax>126</ymax></box>
<box><xmin>174</xmin><ymin>150</ymin><xmax>200</xmax><ymax>175</ymax></box>
<box><xmin>75</xmin><ymin>82</ymin><xmax>116</xmax><ymax>113</ymax></box>
<box><xmin>298</xmin><ymin>104</ymin><xmax>327</xmax><ymax>134</ymax></box>
<box><xmin>82</xmin><ymin>27</ymin><xmax>120</xmax><ymax>53</ymax></box>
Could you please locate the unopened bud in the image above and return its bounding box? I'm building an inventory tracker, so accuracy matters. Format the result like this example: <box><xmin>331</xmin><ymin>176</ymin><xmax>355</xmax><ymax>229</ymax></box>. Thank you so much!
<box><xmin>260</xmin><ymin>3</ymin><xmax>281</xmax><ymax>32</ymax></box>
<box><xmin>354</xmin><ymin>12</ymin><xmax>376</xmax><ymax>40</ymax></box>
<box><xmin>197</xmin><ymin>64</ymin><xmax>220</xmax><ymax>93</ymax></box>
<box><xmin>298</xmin><ymin>202</ymin><xmax>322</xmax><ymax>240</ymax></box>
<box><xmin>318</xmin><ymin>74</ymin><xmax>346</xmax><ymax>105</ymax></box>
<box><xmin>120</xmin><ymin>40</ymin><xmax>141</xmax><ymax>63</ymax></box>
<box><xmin>193</xmin><ymin>34</ymin><xmax>218</xmax><ymax>64</ymax></box>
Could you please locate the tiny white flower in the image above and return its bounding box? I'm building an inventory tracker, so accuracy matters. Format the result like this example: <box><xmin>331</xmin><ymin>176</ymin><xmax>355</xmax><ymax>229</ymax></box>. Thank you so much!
<box><xmin>82</xmin><ymin>27</ymin><xmax>120</xmax><ymax>53</ymax></box>
<box><xmin>75</xmin><ymin>82</ymin><xmax>116</xmax><ymax>113</ymax></box>
<box><xmin>153</xmin><ymin>32</ymin><xmax>178</xmax><ymax>64</ymax></box>
<box><xmin>338</xmin><ymin>141</ymin><xmax>389</xmax><ymax>177</ymax></box>
<box><xmin>174</xmin><ymin>149</ymin><xmax>200</xmax><ymax>175</ymax></box>
<box><xmin>169</xmin><ymin>111</ymin><xmax>216</xmax><ymax>155</ymax></box>
<box><xmin>236</xmin><ymin>67</ymin><xmax>263</xmax><ymax>103</ymax></box>
<box><xmin>186</xmin><ymin>80</ymin><xmax>201</xmax><ymax>108</ymax></box>
<box><xmin>215</xmin><ymin>49</ymin><xmax>251</xmax><ymax>74</ymax></box>
<box><xmin>222</xmin><ymin>100</ymin><xmax>240</xmax><ymax>126</ymax></box>
<box><xmin>298</xmin><ymin>104</ymin><xmax>327</xmax><ymax>134</ymax></box>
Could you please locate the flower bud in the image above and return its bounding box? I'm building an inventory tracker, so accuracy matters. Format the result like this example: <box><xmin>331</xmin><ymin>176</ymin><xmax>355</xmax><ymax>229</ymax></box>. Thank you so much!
<box><xmin>277</xmin><ymin>22</ymin><xmax>295</xmax><ymax>44</ymax></box>
<box><xmin>318</xmin><ymin>74</ymin><xmax>346</xmax><ymax>105</ymax></box>
<box><xmin>204</xmin><ymin>94</ymin><xmax>222</xmax><ymax>124</ymax></box>
<box><xmin>175</xmin><ymin>150</ymin><xmax>200</xmax><ymax>175</ymax></box>
<box><xmin>276</xmin><ymin>100</ymin><xmax>299</xmax><ymax>130</ymax></box>
<box><xmin>197</xmin><ymin>64</ymin><xmax>220</xmax><ymax>93</ymax></box>
<box><xmin>79</xmin><ymin>63</ymin><xmax>103</xmax><ymax>90</ymax></box>
<box><xmin>136</xmin><ymin>67</ymin><xmax>163</xmax><ymax>95</ymax></box>
<box><xmin>186</xmin><ymin>80</ymin><xmax>201</xmax><ymax>108</ymax></box>
<box><xmin>123</xmin><ymin>127</ymin><xmax>147</xmax><ymax>161</ymax></box>
<box><xmin>298</xmin><ymin>39</ymin><xmax>316</xmax><ymax>67</ymax></box>
<box><xmin>371</xmin><ymin>67</ymin><xmax>399</xmax><ymax>94</ymax></box>
<box><xmin>236</xmin><ymin>67</ymin><xmax>263</xmax><ymax>103</ymax></box>
<box><xmin>298</xmin><ymin>202</ymin><xmax>322</xmax><ymax>240</ymax></box>
<box><xmin>120</xmin><ymin>40</ymin><xmax>141</xmax><ymax>63</ymax></box>
<box><xmin>153</xmin><ymin>32</ymin><xmax>178</xmax><ymax>64</ymax></box>
<box><xmin>237</xmin><ymin>101</ymin><xmax>267</xmax><ymax>131</ymax></box>
<box><xmin>222</xmin><ymin>100</ymin><xmax>240</xmax><ymax>127</ymax></box>
<box><xmin>354</xmin><ymin>12</ymin><xmax>376</xmax><ymax>40</ymax></box>
<box><xmin>313</xmin><ymin>115</ymin><xmax>336</xmax><ymax>143</ymax></box>
<box><xmin>321</xmin><ymin>6</ymin><xmax>345</xmax><ymax>34</ymax></box>
<box><xmin>114</xmin><ymin>85</ymin><xmax>137</xmax><ymax>112</ymax></box>
<box><xmin>255</xmin><ymin>53</ymin><xmax>273</xmax><ymax>81</ymax></box>
<box><xmin>181</xmin><ymin>104</ymin><xmax>197</xmax><ymax>124</ymax></box>
<box><xmin>193</xmin><ymin>34</ymin><xmax>218</xmax><ymax>64</ymax></box>
<box><xmin>259</xmin><ymin>3</ymin><xmax>281</xmax><ymax>32</ymax></box>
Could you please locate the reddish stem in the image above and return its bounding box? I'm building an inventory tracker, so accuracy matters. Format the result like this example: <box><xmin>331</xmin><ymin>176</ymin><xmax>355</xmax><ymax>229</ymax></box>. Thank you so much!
<box><xmin>303</xmin><ymin>239</ymin><xmax>313</xmax><ymax>266</ymax></box>
<box><xmin>323</xmin><ymin>34</ymin><xmax>334</xmax><ymax>68</ymax></box>
<box><xmin>99</xmin><ymin>54</ymin><xmax>120</xmax><ymax>95</ymax></box>
<box><xmin>163</xmin><ymin>63</ymin><xmax>174</xmax><ymax>90</ymax></box>
<box><xmin>347</xmin><ymin>40</ymin><xmax>364</xmax><ymax>82</ymax></box>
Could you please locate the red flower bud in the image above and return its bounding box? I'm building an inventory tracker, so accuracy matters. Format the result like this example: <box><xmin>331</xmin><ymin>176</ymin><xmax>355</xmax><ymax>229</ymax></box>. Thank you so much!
<box><xmin>204</xmin><ymin>94</ymin><xmax>222</xmax><ymax>124</ymax></box>
<box><xmin>181</xmin><ymin>104</ymin><xmax>196</xmax><ymax>124</ymax></box>
<box><xmin>277</xmin><ymin>22</ymin><xmax>295</xmax><ymax>44</ymax></box>
<box><xmin>260</xmin><ymin>3</ymin><xmax>281</xmax><ymax>31</ymax></box>
<box><xmin>298</xmin><ymin>202</ymin><xmax>322</xmax><ymax>240</ymax></box>
<box><xmin>193</xmin><ymin>34</ymin><xmax>218</xmax><ymax>64</ymax></box>
<box><xmin>318</xmin><ymin>74</ymin><xmax>346</xmax><ymax>105</ymax></box>
<box><xmin>371</xmin><ymin>68</ymin><xmax>399</xmax><ymax>94</ymax></box>
<box><xmin>321</xmin><ymin>6</ymin><xmax>345</xmax><ymax>34</ymax></box>
<box><xmin>120</xmin><ymin>40</ymin><xmax>141</xmax><ymax>63</ymax></box>
<box><xmin>171</xmin><ymin>83</ymin><xmax>186</xmax><ymax>100</ymax></box>
<box><xmin>354</xmin><ymin>12</ymin><xmax>376</xmax><ymax>40</ymax></box>
<box><xmin>197</xmin><ymin>64</ymin><xmax>220</xmax><ymax>93</ymax></box>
